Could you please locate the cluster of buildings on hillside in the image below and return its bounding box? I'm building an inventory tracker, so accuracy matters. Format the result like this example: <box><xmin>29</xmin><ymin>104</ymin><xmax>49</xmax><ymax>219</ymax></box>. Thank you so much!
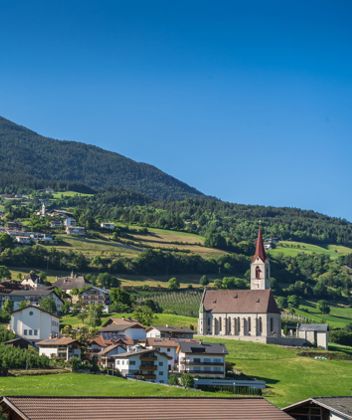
<box><xmin>0</xmin><ymin>273</ymin><xmax>109</xmax><ymax>313</ymax></box>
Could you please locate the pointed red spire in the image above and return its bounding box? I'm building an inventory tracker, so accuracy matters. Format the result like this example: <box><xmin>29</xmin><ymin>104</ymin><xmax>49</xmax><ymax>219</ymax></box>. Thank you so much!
<box><xmin>253</xmin><ymin>227</ymin><xmax>267</xmax><ymax>262</ymax></box>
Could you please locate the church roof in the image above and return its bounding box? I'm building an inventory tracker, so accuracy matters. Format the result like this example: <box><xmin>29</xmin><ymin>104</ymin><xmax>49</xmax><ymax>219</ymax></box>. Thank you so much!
<box><xmin>202</xmin><ymin>289</ymin><xmax>280</xmax><ymax>314</ymax></box>
<box><xmin>252</xmin><ymin>227</ymin><xmax>267</xmax><ymax>262</ymax></box>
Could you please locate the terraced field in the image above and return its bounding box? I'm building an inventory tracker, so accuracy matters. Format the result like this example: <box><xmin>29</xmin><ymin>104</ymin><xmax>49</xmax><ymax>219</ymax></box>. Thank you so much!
<box><xmin>270</xmin><ymin>240</ymin><xmax>352</xmax><ymax>258</ymax></box>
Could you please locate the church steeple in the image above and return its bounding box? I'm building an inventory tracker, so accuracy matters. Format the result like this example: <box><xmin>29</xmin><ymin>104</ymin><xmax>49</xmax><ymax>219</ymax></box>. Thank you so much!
<box><xmin>253</xmin><ymin>227</ymin><xmax>267</xmax><ymax>262</ymax></box>
<box><xmin>250</xmin><ymin>227</ymin><xmax>270</xmax><ymax>290</ymax></box>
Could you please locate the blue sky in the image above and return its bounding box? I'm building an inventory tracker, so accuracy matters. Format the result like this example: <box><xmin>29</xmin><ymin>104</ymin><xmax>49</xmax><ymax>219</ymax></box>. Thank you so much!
<box><xmin>0</xmin><ymin>0</ymin><xmax>351</xmax><ymax>220</ymax></box>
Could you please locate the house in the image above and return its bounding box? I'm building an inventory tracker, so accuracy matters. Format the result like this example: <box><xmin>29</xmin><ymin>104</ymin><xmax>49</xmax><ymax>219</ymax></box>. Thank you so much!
<box><xmin>14</xmin><ymin>235</ymin><xmax>32</xmax><ymax>245</ymax></box>
<box><xmin>10</xmin><ymin>306</ymin><xmax>60</xmax><ymax>342</ymax></box>
<box><xmin>53</xmin><ymin>275</ymin><xmax>86</xmax><ymax>294</ymax></box>
<box><xmin>65</xmin><ymin>225</ymin><xmax>85</xmax><ymax>236</ymax></box>
<box><xmin>146</xmin><ymin>325</ymin><xmax>194</xmax><ymax>339</ymax></box>
<box><xmin>8</xmin><ymin>288</ymin><xmax>63</xmax><ymax>313</ymax></box>
<box><xmin>177</xmin><ymin>341</ymin><xmax>228</xmax><ymax>378</ymax></box>
<box><xmin>114</xmin><ymin>348</ymin><xmax>170</xmax><ymax>383</ymax></box>
<box><xmin>98</xmin><ymin>318</ymin><xmax>146</xmax><ymax>341</ymax></box>
<box><xmin>50</xmin><ymin>219</ymin><xmax>63</xmax><ymax>228</ymax></box>
<box><xmin>198</xmin><ymin>228</ymin><xmax>282</xmax><ymax>343</ymax></box>
<box><xmin>79</xmin><ymin>286</ymin><xmax>109</xmax><ymax>308</ymax></box>
<box><xmin>37</xmin><ymin>337</ymin><xmax>81</xmax><ymax>361</ymax></box>
<box><xmin>0</xmin><ymin>397</ymin><xmax>292</xmax><ymax>420</ymax></box>
<box><xmin>21</xmin><ymin>272</ymin><xmax>45</xmax><ymax>289</ymax></box>
<box><xmin>284</xmin><ymin>397</ymin><xmax>352</xmax><ymax>420</ymax></box>
<box><xmin>97</xmin><ymin>343</ymin><xmax>127</xmax><ymax>368</ymax></box>
<box><xmin>64</xmin><ymin>217</ymin><xmax>77</xmax><ymax>227</ymax></box>
<box><xmin>296</xmin><ymin>324</ymin><xmax>328</xmax><ymax>350</ymax></box>
<box><xmin>87</xmin><ymin>335</ymin><xmax>133</xmax><ymax>356</ymax></box>
<box><xmin>145</xmin><ymin>337</ymin><xmax>180</xmax><ymax>370</ymax></box>
<box><xmin>3</xmin><ymin>337</ymin><xmax>33</xmax><ymax>349</ymax></box>
<box><xmin>100</xmin><ymin>222</ymin><xmax>115</xmax><ymax>230</ymax></box>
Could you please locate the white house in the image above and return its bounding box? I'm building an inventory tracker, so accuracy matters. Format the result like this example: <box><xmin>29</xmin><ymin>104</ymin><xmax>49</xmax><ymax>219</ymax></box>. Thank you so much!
<box><xmin>146</xmin><ymin>337</ymin><xmax>180</xmax><ymax>370</ymax></box>
<box><xmin>65</xmin><ymin>226</ymin><xmax>85</xmax><ymax>236</ymax></box>
<box><xmin>177</xmin><ymin>341</ymin><xmax>228</xmax><ymax>378</ymax></box>
<box><xmin>10</xmin><ymin>306</ymin><xmax>60</xmax><ymax>342</ymax></box>
<box><xmin>100</xmin><ymin>222</ymin><xmax>115</xmax><ymax>230</ymax></box>
<box><xmin>114</xmin><ymin>348</ymin><xmax>170</xmax><ymax>383</ymax></box>
<box><xmin>297</xmin><ymin>324</ymin><xmax>328</xmax><ymax>350</ymax></box>
<box><xmin>37</xmin><ymin>337</ymin><xmax>81</xmax><ymax>361</ymax></box>
<box><xmin>98</xmin><ymin>318</ymin><xmax>146</xmax><ymax>342</ymax></box>
<box><xmin>97</xmin><ymin>343</ymin><xmax>127</xmax><ymax>368</ymax></box>
<box><xmin>64</xmin><ymin>217</ymin><xmax>77</xmax><ymax>227</ymax></box>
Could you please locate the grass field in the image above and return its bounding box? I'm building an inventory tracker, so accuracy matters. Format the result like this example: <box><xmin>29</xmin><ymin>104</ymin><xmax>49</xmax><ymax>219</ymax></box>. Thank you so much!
<box><xmin>294</xmin><ymin>300</ymin><xmax>352</xmax><ymax>328</ymax></box>
<box><xmin>270</xmin><ymin>240</ymin><xmax>352</xmax><ymax>258</ymax></box>
<box><xmin>0</xmin><ymin>373</ymin><xmax>232</xmax><ymax>398</ymax></box>
<box><xmin>203</xmin><ymin>337</ymin><xmax>352</xmax><ymax>407</ymax></box>
<box><xmin>52</xmin><ymin>191</ymin><xmax>94</xmax><ymax>199</ymax></box>
<box><xmin>61</xmin><ymin>312</ymin><xmax>198</xmax><ymax>329</ymax></box>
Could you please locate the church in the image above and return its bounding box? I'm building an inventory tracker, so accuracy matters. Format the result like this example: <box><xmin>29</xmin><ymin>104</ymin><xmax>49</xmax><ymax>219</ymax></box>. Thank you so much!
<box><xmin>198</xmin><ymin>228</ymin><xmax>282</xmax><ymax>343</ymax></box>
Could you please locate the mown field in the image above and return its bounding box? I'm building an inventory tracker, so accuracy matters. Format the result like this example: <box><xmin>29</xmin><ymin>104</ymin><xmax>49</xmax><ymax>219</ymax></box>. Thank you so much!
<box><xmin>270</xmin><ymin>240</ymin><xmax>352</xmax><ymax>258</ymax></box>
<box><xmin>0</xmin><ymin>373</ymin><xmax>232</xmax><ymax>398</ymax></box>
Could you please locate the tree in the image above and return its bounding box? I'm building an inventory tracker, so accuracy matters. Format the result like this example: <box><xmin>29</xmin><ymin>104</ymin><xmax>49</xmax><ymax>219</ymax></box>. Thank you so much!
<box><xmin>0</xmin><ymin>266</ymin><xmax>11</xmax><ymax>280</ymax></box>
<box><xmin>317</xmin><ymin>300</ymin><xmax>331</xmax><ymax>315</ymax></box>
<box><xmin>132</xmin><ymin>305</ymin><xmax>156</xmax><ymax>326</ymax></box>
<box><xmin>0</xmin><ymin>233</ymin><xmax>14</xmax><ymax>250</ymax></box>
<box><xmin>287</xmin><ymin>295</ymin><xmax>300</xmax><ymax>309</ymax></box>
<box><xmin>199</xmin><ymin>275</ymin><xmax>209</xmax><ymax>286</ymax></box>
<box><xmin>142</xmin><ymin>299</ymin><xmax>163</xmax><ymax>313</ymax></box>
<box><xmin>95</xmin><ymin>272</ymin><xmax>120</xmax><ymax>289</ymax></box>
<box><xmin>168</xmin><ymin>277</ymin><xmax>180</xmax><ymax>290</ymax></box>
<box><xmin>40</xmin><ymin>297</ymin><xmax>57</xmax><ymax>315</ymax></box>
<box><xmin>109</xmin><ymin>288</ymin><xmax>133</xmax><ymax>312</ymax></box>
<box><xmin>179</xmin><ymin>373</ymin><xmax>194</xmax><ymax>389</ymax></box>
<box><xmin>80</xmin><ymin>304</ymin><xmax>103</xmax><ymax>327</ymax></box>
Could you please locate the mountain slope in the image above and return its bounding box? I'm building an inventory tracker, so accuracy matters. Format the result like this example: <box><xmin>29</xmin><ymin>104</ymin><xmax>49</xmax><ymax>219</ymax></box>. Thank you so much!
<box><xmin>0</xmin><ymin>116</ymin><xmax>203</xmax><ymax>200</ymax></box>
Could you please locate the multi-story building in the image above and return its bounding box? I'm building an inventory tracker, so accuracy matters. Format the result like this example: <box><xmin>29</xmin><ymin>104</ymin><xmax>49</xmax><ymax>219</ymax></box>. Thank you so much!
<box><xmin>114</xmin><ymin>348</ymin><xmax>170</xmax><ymax>383</ymax></box>
<box><xmin>177</xmin><ymin>341</ymin><xmax>228</xmax><ymax>378</ymax></box>
<box><xmin>37</xmin><ymin>337</ymin><xmax>81</xmax><ymax>361</ymax></box>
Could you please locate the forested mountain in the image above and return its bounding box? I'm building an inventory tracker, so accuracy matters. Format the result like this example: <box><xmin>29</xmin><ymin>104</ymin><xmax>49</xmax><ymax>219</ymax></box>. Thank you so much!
<box><xmin>0</xmin><ymin>116</ymin><xmax>202</xmax><ymax>200</ymax></box>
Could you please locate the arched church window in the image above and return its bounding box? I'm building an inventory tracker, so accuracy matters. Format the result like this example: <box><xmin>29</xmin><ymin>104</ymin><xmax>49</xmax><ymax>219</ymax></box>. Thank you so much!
<box><xmin>255</xmin><ymin>266</ymin><xmax>261</xmax><ymax>279</ymax></box>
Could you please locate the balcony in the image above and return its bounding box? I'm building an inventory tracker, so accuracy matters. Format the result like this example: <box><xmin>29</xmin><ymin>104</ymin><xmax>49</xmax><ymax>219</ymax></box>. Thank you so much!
<box><xmin>140</xmin><ymin>365</ymin><xmax>157</xmax><ymax>372</ymax></box>
<box><xmin>140</xmin><ymin>356</ymin><xmax>157</xmax><ymax>362</ymax></box>
<box><xmin>181</xmin><ymin>360</ymin><xmax>224</xmax><ymax>367</ymax></box>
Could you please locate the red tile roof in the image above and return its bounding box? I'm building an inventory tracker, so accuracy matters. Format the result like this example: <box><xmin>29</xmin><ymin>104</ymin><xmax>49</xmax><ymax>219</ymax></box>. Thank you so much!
<box><xmin>1</xmin><ymin>397</ymin><xmax>292</xmax><ymax>419</ymax></box>
<box><xmin>202</xmin><ymin>289</ymin><xmax>280</xmax><ymax>314</ymax></box>
<box><xmin>37</xmin><ymin>337</ymin><xmax>77</xmax><ymax>347</ymax></box>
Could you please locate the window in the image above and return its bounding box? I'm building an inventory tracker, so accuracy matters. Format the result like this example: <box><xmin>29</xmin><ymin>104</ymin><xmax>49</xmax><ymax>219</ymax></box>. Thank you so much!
<box><xmin>34</xmin><ymin>329</ymin><xmax>38</xmax><ymax>336</ymax></box>
<box><xmin>130</xmin><ymin>361</ymin><xmax>136</xmax><ymax>366</ymax></box>
<box><xmin>29</xmin><ymin>330</ymin><xmax>33</xmax><ymax>336</ymax></box>
<box><xmin>270</xmin><ymin>318</ymin><xmax>274</xmax><ymax>332</ymax></box>
<box><xmin>116</xmin><ymin>360</ymin><xmax>120</xmax><ymax>365</ymax></box>
<box><xmin>167</xmin><ymin>348</ymin><xmax>170</xmax><ymax>352</ymax></box>
<box><xmin>158</xmin><ymin>362</ymin><xmax>163</xmax><ymax>366</ymax></box>
<box><xmin>158</xmin><ymin>371</ymin><xmax>163</xmax><ymax>375</ymax></box>
<box><xmin>29</xmin><ymin>311</ymin><xmax>33</xmax><ymax>316</ymax></box>
<box><xmin>255</xmin><ymin>266</ymin><xmax>261</xmax><ymax>279</ymax></box>
<box><xmin>24</xmin><ymin>329</ymin><xmax>28</xmax><ymax>336</ymax></box>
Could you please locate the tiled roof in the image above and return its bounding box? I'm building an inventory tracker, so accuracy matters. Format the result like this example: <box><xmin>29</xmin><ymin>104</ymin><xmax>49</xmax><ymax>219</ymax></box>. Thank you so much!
<box><xmin>202</xmin><ymin>289</ymin><xmax>280</xmax><ymax>314</ymax></box>
<box><xmin>0</xmin><ymin>397</ymin><xmax>292</xmax><ymax>419</ymax></box>
<box><xmin>284</xmin><ymin>397</ymin><xmax>352</xmax><ymax>419</ymax></box>
<box><xmin>37</xmin><ymin>337</ymin><xmax>77</xmax><ymax>346</ymax></box>
<box><xmin>9</xmin><ymin>288</ymin><xmax>54</xmax><ymax>297</ymax></box>
<box><xmin>148</xmin><ymin>326</ymin><xmax>194</xmax><ymax>334</ymax></box>
<box><xmin>98</xmin><ymin>343</ymin><xmax>126</xmax><ymax>356</ymax></box>
<box><xmin>100</xmin><ymin>318</ymin><xmax>144</xmax><ymax>332</ymax></box>
<box><xmin>11</xmin><ymin>305</ymin><xmax>59</xmax><ymax>318</ymax></box>
<box><xmin>53</xmin><ymin>276</ymin><xmax>86</xmax><ymax>290</ymax></box>
<box><xmin>114</xmin><ymin>348</ymin><xmax>170</xmax><ymax>359</ymax></box>
<box><xmin>178</xmin><ymin>341</ymin><xmax>228</xmax><ymax>355</ymax></box>
<box><xmin>297</xmin><ymin>324</ymin><xmax>328</xmax><ymax>332</ymax></box>
<box><xmin>145</xmin><ymin>338</ymin><xmax>180</xmax><ymax>348</ymax></box>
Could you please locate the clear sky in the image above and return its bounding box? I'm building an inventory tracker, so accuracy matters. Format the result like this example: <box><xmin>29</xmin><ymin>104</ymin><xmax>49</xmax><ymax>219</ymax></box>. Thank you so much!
<box><xmin>0</xmin><ymin>0</ymin><xmax>351</xmax><ymax>221</ymax></box>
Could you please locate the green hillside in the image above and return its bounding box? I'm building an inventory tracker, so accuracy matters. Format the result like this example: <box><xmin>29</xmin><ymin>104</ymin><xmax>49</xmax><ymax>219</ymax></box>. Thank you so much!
<box><xmin>270</xmin><ymin>240</ymin><xmax>352</xmax><ymax>258</ymax></box>
<box><xmin>0</xmin><ymin>116</ymin><xmax>202</xmax><ymax>200</ymax></box>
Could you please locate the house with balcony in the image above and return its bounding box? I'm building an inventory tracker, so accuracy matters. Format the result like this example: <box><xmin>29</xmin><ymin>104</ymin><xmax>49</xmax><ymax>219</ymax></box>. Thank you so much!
<box><xmin>114</xmin><ymin>348</ymin><xmax>170</xmax><ymax>383</ymax></box>
<box><xmin>177</xmin><ymin>341</ymin><xmax>228</xmax><ymax>378</ymax></box>
<box><xmin>37</xmin><ymin>337</ymin><xmax>81</xmax><ymax>361</ymax></box>
<box><xmin>145</xmin><ymin>337</ymin><xmax>180</xmax><ymax>370</ymax></box>
<box><xmin>97</xmin><ymin>343</ymin><xmax>127</xmax><ymax>368</ymax></box>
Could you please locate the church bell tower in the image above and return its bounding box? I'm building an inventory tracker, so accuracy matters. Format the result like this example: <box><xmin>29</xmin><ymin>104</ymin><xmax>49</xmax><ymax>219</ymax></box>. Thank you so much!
<box><xmin>250</xmin><ymin>227</ymin><xmax>270</xmax><ymax>290</ymax></box>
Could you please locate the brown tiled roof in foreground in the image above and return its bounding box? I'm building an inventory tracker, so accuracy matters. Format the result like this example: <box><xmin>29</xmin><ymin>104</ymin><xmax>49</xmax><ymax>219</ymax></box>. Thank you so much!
<box><xmin>1</xmin><ymin>397</ymin><xmax>292</xmax><ymax>419</ymax></box>
<box><xmin>202</xmin><ymin>289</ymin><xmax>281</xmax><ymax>314</ymax></box>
